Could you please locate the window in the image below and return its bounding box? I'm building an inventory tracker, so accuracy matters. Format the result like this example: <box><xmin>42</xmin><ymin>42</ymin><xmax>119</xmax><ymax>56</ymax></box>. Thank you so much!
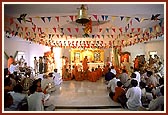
<box><xmin>149</xmin><ymin>51</ymin><xmax>157</xmax><ymax>58</ymax></box>
<box><xmin>16</xmin><ymin>51</ymin><xmax>25</xmax><ymax>61</ymax></box>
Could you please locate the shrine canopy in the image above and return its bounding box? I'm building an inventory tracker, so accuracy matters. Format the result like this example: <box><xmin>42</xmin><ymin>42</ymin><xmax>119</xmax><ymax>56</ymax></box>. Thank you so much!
<box><xmin>4</xmin><ymin>3</ymin><xmax>164</xmax><ymax>49</ymax></box>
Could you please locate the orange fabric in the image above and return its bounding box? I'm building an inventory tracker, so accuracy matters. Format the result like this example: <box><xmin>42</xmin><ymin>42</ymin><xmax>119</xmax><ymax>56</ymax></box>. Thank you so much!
<box><xmin>103</xmin><ymin>66</ymin><xmax>109</xmax><ymax>76</ymax></box>
<box><xmin>113</xmin><ymin>87</ymin><xmax>125</xmax><ymax>102</ymax></box>
<box><xmin>75</xmin><ymin>71</ymin><xmax>83</xmax><ymax>81</ymax></box>
<box><xmin>7</xmin><ymin>57</ymin><xmax>14</xmax><ymax>68</ymax></box>
<box><xmin>97</xmin><ymin>67</ymin><xmax>102</xmax><ymax>78</ymax></box>
<box><xmin>134</xmin><ymin>58</ymin><xmax>139</xmax><ymax>69</ymax></box>
<box><xmin>82</xmin><ymin>57</ymin><xmax>88</xmax><ymax>71</ymax></box>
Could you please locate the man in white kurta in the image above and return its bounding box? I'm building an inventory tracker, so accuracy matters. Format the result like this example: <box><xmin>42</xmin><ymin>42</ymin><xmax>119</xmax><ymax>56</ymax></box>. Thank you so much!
<box><xmin>27</xmin><ymin>91</ymin><xmax>45</xmax><ymax>111</ymax></box>
<box><xmin>107</xmin><ymin>75</ymin><xmax>120</xmax><ymax>93</ymax></box>
<box><xmin>53</xmin><ymin>69</ymin><xmax>62</xmax><ymax>85</ymax></box>
<box><xmin>126</xmin><ymin>79</ymin><xmax>142</xmax><ymax>110</ymax></box>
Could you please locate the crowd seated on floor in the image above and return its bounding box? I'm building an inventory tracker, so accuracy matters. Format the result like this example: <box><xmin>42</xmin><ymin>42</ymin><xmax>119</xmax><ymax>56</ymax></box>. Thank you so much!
<box><xmin>4</xmin><ymin>54</ymin><xmax>164</xmax><ymax>111</ymax></box>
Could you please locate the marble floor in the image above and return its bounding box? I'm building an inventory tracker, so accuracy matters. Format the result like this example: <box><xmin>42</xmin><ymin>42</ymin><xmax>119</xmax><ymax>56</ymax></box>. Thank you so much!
<box><xmin>44</xmin><ymin>77</ymin><xmax>128</xmax><ymax>112</ymax></box>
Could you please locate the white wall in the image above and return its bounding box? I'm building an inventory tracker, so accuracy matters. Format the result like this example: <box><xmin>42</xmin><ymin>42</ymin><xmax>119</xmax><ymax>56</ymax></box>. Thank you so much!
<box><xmin>4</xmin><ymin>36</ymin><xmax>51</xmax><ymax>68</ymax></box>
<box><xmin>4</xmin><ymin>36</ymin><xmax>165</xmax><ymax>70</ymax></box>
<box><xmin>144</xmin><ymin>40</ymin><xmax>164</xmax><ymax>62</ymax></box>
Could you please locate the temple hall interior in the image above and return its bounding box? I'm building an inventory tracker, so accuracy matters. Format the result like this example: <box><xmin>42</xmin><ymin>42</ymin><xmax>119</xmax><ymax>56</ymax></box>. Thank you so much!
<box><xmin>3</xmin><ymin>3</ymin><xmax>166</xmax><ymax>112</ymax></box>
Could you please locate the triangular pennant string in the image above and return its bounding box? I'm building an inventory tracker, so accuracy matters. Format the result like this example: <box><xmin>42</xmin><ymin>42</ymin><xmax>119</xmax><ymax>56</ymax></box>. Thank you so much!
<box><xmin>137</xmin><ymin>28</ymin><xmax>141</xmax><ymax>32</ymax></box>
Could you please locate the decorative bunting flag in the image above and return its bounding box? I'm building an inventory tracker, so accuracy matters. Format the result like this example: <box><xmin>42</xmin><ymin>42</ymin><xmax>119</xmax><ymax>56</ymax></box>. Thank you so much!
<box><xmin>75</xmin><ymin>28</ymin><xmax>79</xmax><ymax>33</ymax></box>
<box><xmin>131</xmin><ymin>28</ymin><xmax>134</xmax><ymax>33</ymax></box>
<box><xmin>55</xmin><ymin>16</ymin><xmax>59</xmax><ymax>22</ymax></box>
<box><xmin>97</xmin><ymin>35</ymin><xmax>100</xmax><ymax>38</ymax></box>
<box><xmin>111</xmin><ymin>16</ymin><xmax>117</xmax><ymax>22</ymax></box>
<box><xmin>130</xmin><ymin>19</ymin><xmax>132</xmax><ymax>26</ymax></box>
<box><xmin>92</xmin><ymin>35</ymin><xmax>95</xmax><ymax>38</ymax></box>
<box><xmin>106</xmin><ymin>28</ymin><xmax>109</xmax><ymax>33</ymax></box>
<box><xmin>126</xmin><ymin>17</ymin><xmax>131</xmax><ymax>22</ymax></box>
<box><xmin>137</xmin><ymin>28</ymin><xmax>141</xmax><ymax>32</ymax></box>
<box><xmin>69</xmin><ymin>16</ymin><xmax>73</xmax><ymax>21</ymax></box>
<box><xmin>101</xmin><ymin>15</ymin><xmax>105</xmax><ymax>20</ymax></box>
<box><xmin>67</xmin><ymin>28</ymin><xmax>71</xmax><ymax>33</ymax></box>
<box><xmin>93</xmin><ymin>15</ymin><xmax>98</xmax><ymax>20</ymax></box>
<box><xmin>135</xmin><ymin>17</ymin><xmax>140</xmax><ymax>22</ymax></box>
<box><xmin>105</xmin><ymin>15</ymin><xmax>108</xmax><ymax>20</ymax></box>
<box><xmin>120</xmin><ymin>16</ymin><xmax>124</xmax><ymax>21</ymax></box>
<box><xmin>112</xmin><ymin>28</ymin><xmax>115</xmax><ymax>33</ymax></box>
<box><xmin>53</xmin><ymin>27</ymin><xmax>56</xmax><ymax>33</ymax></box>
<box><xmin>41</xmin><ymin>17</ymin><xmax>45</xmax><ymax>23</ymax></box>
<box><xmin>56</xmin><ymin>34</ymin><xmax>59</xmax><ymax>38</ymax></box>
<box><xmin>37</xmin><ymin>27</ymin><xmax>42</xmax><ymax>33</ymax></box>
<box><xmin>119</xmin><ymin>27</ymin><xmax>122</xmax><ymax>34</ymax></box>
<box><xmin>102</xmin><ymin>35</ymin><xmax>104</xmax><ymax>38</ymax></box>
<box><xmin>29</xmin><ymin>17</ymin><xmax>32</xmax><ymax>22</ymax></box>
<box><xmin>47</xmin><ymin>17</ymin><xmax>51</xmax><ymax>22</ymax></box>
<box><xmin>99</xmin><ymin>28</ymin><xmax>102</xmax><ymax>32</ymax></box>
<box><xmin>125</xmin><ymin>26</ymin><xmax>128</xmax><ymax>32</ymax></box>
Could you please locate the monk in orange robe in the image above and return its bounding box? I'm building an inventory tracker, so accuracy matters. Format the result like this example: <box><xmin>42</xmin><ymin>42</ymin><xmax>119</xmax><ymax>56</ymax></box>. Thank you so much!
<box><xmin>97</xmin><ymin>65</ymin><xmax>103</xmax><ymax>79</ymax></box>
<box><xmin>82</xmin><ymin>56</ymin><xmax>89</xmax><ymax>72</ymax></box>
<box><xmin>103</xmin><ymin>65</ymin><xmax>109</xmax><ymax>76</ymax></box>
<box><xmin>7</xmin><ymin>55</ymin><xmax>14</xmax><ymax>69</ymax></box>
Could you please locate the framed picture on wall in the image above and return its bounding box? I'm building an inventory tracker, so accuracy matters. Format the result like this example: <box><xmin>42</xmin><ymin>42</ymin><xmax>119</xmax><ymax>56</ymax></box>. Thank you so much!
<box><xmin>74</xmin><ymin>52</ymin><xmax>80</xmax><ymax>63</ymax></box>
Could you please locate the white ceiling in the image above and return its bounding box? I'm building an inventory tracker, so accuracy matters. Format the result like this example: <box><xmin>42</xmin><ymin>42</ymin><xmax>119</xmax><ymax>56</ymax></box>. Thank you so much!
<box><xmin>4</xmin><ymin>3</ymin><xmax>164</xmax><ymax>17</ymax></box>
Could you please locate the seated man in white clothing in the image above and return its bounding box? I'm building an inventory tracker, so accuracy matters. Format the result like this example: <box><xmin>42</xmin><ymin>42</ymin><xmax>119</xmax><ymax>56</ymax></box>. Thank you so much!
<box><xmin>41</xmin><ymin>74</ymin><xmax>56</xmax><ymax>94</ymax></box>
<box><xmin>28</xmin><ymin>84</ymin><xmax>54</xmax><ymax>111</ymax></box>
<box><xmin>53</xmin><ymin>69</ymin><xmax>62</xmax><ymax>85</ymax></box>
<box><xmin>9</xmin><ymin>61</ymin><xmax>19</xmax><ymax>74</ymax></box>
